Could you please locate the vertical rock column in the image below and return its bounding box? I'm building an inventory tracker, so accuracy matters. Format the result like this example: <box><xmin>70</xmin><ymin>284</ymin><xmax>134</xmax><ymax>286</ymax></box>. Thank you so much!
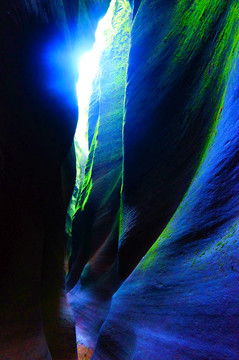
<box><xmin>67</xmin><ymin>0</ymin><xmax>132</xmax><ymax>356</ymax></box>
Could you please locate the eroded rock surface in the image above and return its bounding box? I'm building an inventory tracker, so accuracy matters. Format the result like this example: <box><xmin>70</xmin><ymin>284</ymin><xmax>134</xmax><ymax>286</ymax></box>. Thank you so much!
<box><xmin>0</xmin><ymin>1</ymin><xmax>110</xmax><ymax>359</ymax></box>
<box><xmin>1</xmin><ymin>0</ymin><xmax>239</xmax><ymax>359</ymax></box>
<box><xmin>68</xmin><ymin>1</ymin><xmax>239</xmax><ymax>359</ymax></box>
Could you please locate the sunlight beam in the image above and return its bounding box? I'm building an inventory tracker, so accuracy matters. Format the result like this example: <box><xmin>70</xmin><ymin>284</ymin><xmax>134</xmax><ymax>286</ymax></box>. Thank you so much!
<box><xmin>75</xmin><ymin>0</ymin><xmax>116</xmax><ymax>156</ymax></box>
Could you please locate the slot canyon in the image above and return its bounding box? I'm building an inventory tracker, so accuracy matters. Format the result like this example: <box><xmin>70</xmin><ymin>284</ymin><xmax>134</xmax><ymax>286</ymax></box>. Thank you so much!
<box><xmin>0</xmin><ymin>0</ymin><xmax>239</xmax><ymax>359</ymax></box>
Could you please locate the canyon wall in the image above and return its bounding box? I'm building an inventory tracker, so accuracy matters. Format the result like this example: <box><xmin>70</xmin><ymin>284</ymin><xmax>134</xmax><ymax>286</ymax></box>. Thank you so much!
<box><xmin>69</xmin><ymin>1</ymin><xmax>239</xmax><ymax>359</ymax></box>
<box><xmin>1</xmin><ymin>1</ymin><xmax>239</xmax><ymax>359</ymax></box>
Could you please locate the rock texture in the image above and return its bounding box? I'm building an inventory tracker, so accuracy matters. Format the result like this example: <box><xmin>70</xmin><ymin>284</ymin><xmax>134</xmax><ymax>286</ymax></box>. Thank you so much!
<box><xmin>1</xmin><ymin>0</ymin><xmax>239</xmax><ymax>359</ymax></box>
<box><xmin>68</xmin><ymin>0</ymin><xmax>239</xmax><ymax>359</ymax></box>
<box><xmin>67</xmin><ymin>1</ymin><xmax>132</xmax><ymax>355</ymax></box>
<box><xmin>93</xmin><ymin>51</ymin><xmax>239</xmax><ymax>359</ymax></box>
<box><xmin>0</xmin><ymin>1</ymin><xmax>110</xmax><ymax>359</ymax></box>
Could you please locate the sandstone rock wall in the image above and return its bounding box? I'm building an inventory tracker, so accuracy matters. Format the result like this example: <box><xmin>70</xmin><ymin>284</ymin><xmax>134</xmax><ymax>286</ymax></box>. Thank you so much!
<box><xmin>1</xmin><ymin>0</ymin><xmax>239</xmax><ymax>359</ymax></box>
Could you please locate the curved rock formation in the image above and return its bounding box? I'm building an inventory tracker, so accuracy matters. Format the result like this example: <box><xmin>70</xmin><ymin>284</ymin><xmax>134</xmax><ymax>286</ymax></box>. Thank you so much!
<box><xmin>0</xmin><ymin>1</ymin><xmax>110</xmax><ymax>359</ymax></box>
<box><xmin>68</xmin><ymin>1</ymin><xmax>239</xmax><ymax>359</ymax></box>
<box><xmin>1</xmin><ymin>0</ymin><xmax>239</xmax><ymax>359</ymax></box>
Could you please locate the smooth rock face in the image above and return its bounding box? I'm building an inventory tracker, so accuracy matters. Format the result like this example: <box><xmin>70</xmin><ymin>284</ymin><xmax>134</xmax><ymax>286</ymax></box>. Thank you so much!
<box><xmin>92</xmin><ymin>51</ymin><xmax>239</xmax><ymax>359</ymax></box>
<box><xmin>1</xmin><ymin>0</ymin><xmax>239</xmax><ymax>359</ymax></box>
<box><xmin>119</xmin><ymin>0</ymin><xmax>238</xmax><ymax>279</ymax></box>
<box><xmin>67</xmin><ymin>0</ymin><xmax>132</xmax><ymax>290</ymax></box>
<box><xmin>0</xmin><ymin>0</ymin><xmax>110</xmax><ymax>359</ymax></box>
<box><xmin>67</xmin><ymin>1</ymin><xmax>132</xmax><ymax>355</ymax></box>
<box><xmin>69</xmin><ymin>0</ymin><xmax>239</xmax><ymax>359</ymax></box>
<box><xmin>89</xmin><ymin>1</ymin><xmax>239</xmax><ymax>359</ymax></box>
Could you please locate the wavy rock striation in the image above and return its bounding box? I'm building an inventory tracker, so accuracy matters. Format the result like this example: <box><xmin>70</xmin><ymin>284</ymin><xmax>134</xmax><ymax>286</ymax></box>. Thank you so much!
<box><xmin>1</xmin><ymin>0</ymin><xmax>239</xmax><ymax>359</ymax></box>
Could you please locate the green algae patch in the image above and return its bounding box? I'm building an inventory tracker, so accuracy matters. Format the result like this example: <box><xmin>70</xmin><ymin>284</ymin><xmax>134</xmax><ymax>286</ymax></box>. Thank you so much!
<box><xmin>169</xmin><ymin>0</ymin><xmax>239</xmax><ymax>169</ymax></box>
<box><xmin>71</xmin><ymin>0</ymin><xmax>131</xmax><ymax>216</ymax></box>
<box><xmin>76</xmin><ymin>117</ymin><xmax>100</xmax><ymax>212</ymax></box>
<box><xmin>172</xmin><ymin>0</ymin><xmax>228</xmax><ymax>63</ymax></box>
<box><xmin>196</xmin><ymin>2</ymin><xmax>239</xmax><ymax>168</ymax></box>
<box><xmin>189</xmin><ymin>221</ymin><xmax>239</xmax><ymax>272</ymax></box>
<box><xmin>140</xmin><ymin>248</ymin><xmax>157</xmax><ymax>272</ymax></box>
<box><xmin>66</xmin><ymin>0</ymin><xmax>132</xmax><ymax>275</ymax></box>
<box><xmin>140</xmin><ymin>219</ymin><xmax>174</xmax><ymax>272</ymax></box>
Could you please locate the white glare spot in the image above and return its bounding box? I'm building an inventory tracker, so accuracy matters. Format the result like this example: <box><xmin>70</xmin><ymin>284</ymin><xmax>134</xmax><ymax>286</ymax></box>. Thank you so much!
<box><xmin>75</xmin><ymin>0</ymin><xmax>116</xmax><ymax>156</ymax></box>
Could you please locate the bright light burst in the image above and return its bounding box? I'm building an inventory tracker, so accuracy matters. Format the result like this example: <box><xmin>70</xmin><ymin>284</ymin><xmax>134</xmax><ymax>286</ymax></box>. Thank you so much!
<box><xmin>75</xmin><ymin>0</ymin><xmax>116</xmax><ymax>155</ymax></box>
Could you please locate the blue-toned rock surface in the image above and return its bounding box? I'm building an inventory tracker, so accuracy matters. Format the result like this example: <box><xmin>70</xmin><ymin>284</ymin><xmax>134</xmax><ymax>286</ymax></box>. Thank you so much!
<box><xmin>0</xmin><ymin>1</ymin><xmax>110</xmax><ymax>359</ymax></box>
<box><xmin>92</xmin><ymin>50</ymin><xmax>239</xmax><ymax>359</ymax></box>
<box><xmin>1</xmin><ymin>0</ymin><xmax>239</xmax><ymax>359</ymax></box>
<box><xmin>69</xmin><ymin>1</ymin><xmax>239</xmax><ymax>359</ymax></box>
